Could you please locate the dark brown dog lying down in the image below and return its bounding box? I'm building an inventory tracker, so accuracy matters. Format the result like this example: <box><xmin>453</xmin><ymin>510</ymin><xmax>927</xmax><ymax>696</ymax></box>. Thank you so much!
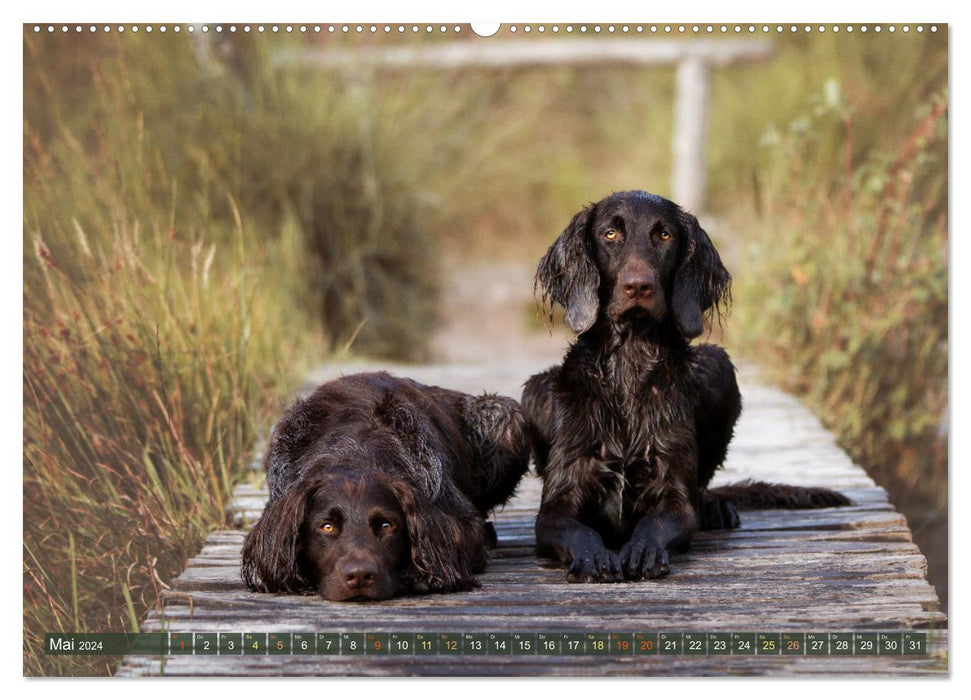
<box><xmin>523</xmin><ymin>190</ymin><xmax>851</xmax><ymax>583</ymax></box>
<box><xmin>241</xmin><ymin>372</ymin><xmax>530</xmax><ymax>601</ymax></box>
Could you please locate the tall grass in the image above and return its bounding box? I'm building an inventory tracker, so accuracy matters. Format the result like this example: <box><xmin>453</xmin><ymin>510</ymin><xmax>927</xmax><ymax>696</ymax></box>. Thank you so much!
<box><xmin>229</xmin><ymin>37</ymin><xmax>475</xmax><ymax>359</ymax></box>
<box><xmin>23</xmin><ymin>211</ymin><xmax>276</xmax><ymax>676</ymax></box>
<box><xmin>226</xmin><ymin>51</ymin><xmax>442</xmax><ymax>359</ymax></box>
<box><xmin>22</xmin><ymin>42</ymin><xmax>316</xmax><ymax>673</ymax></box>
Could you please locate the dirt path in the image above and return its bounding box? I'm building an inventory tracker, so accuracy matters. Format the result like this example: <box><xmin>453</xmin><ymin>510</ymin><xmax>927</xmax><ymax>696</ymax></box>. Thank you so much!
<box><xmin>428</xmin><ymin>259</ymin><xmax>571</xmax><ymax>367</ymax></box>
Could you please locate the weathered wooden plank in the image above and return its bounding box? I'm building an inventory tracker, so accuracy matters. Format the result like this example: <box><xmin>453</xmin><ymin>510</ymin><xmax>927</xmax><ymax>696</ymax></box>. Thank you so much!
<box><xmin>141</xmin><ymin>608</ymin><xmax>945</xmax><ymax>634</ymax></box>
<box><xmin>186</xmin><ymin>535</ymin><xmax>926</xmax><ymax>567</ymax></box>
<box><xmin>193</xmin><ymin>527</ymin><xmax>920</xmax><ymax>556</ymax></box>
<box><xmin>177</xmin><ymin>551</ymin><xmax>932</xmax><ymax>586</ymax></box>
<box><xmin>151</xmin><ymin>592</ymin><xmax>942</xmax><ymax>620</ymax></box>
<box><xmin>164</xmin><ymin>552</ymin><xmax>941</xmax><ymax>588</ymax></box>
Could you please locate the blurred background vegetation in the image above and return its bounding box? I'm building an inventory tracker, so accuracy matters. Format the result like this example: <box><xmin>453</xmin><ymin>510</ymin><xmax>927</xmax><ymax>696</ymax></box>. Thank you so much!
<box><xmin>23</xmin><ymin>26</ymin><xmax>947</xmax><ymax>675</ymax></box>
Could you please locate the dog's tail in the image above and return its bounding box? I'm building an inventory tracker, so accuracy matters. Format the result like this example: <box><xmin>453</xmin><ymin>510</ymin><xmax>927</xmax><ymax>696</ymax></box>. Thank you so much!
<box><xmin>707</xmin><ymin>479</ymin><xmax>852</xmax><ymax>509</ymax></box>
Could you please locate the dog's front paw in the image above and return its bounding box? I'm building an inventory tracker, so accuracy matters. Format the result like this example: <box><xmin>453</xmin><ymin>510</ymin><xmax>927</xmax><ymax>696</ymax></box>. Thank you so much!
<box><xmin>619</xmin><ymin>539</ymin><xmax>670</xmax><ymax>580</ymax></box>
<box><xmin>699</xmin><ymin>498</ymin><xmax>740</xmax><ymax>530</ymax></box>
<box><xmin>566</xmin><ymin>547</ymin><xmax>624</xmax><ymax>583</ymax></box>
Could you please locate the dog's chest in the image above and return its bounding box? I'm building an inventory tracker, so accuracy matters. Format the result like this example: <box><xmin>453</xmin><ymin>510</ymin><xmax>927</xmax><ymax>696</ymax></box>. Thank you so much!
<box><xmin>595</xmin><ymin>363</ymin><xmax>695</xmax><ymax>529</ymax></box>
<box><xmin>599</xmin><ymin>356</ymin><xmax>692</xmax><ymax>453</ymax></box>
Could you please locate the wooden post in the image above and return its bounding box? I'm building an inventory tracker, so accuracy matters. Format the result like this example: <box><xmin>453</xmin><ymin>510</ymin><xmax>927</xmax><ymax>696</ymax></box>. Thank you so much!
<box><xmin>672</xmin><ymin>57</ymin><xmax>711</xmax><ymax>213</ymax></box>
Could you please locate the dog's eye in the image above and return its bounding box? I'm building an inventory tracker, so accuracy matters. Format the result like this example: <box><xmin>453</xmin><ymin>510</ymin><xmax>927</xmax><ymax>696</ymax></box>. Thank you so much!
<box><xmin>658</xmin><ymin>230</ymin><xmax>672</xmax><ymax>241</ymax></box>
<box><xmin>603</xmin><ymin>229</ymin><xmax>619</xmax><ymax>241</ymax></box>
<box><xmin>320</xmin><ymin>522</ymin><xmax>338</xmax><ymax>534</ymax></box>
<box><xmin>380</xmin><ymin>521</ymin><xmax>394</xmax><ymax>532</ymax></box>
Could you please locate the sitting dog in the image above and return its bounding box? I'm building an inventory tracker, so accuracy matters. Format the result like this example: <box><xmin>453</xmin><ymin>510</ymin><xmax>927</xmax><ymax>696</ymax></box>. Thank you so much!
<box><xmin>241</xmin><ymin>372</ymin><xmax>529</xmax><ymax>600</ymax></box>
<box><xmin>523</xmin><ymin>190</ymin><xmax>850</xmax><ymax>583</ymax></box>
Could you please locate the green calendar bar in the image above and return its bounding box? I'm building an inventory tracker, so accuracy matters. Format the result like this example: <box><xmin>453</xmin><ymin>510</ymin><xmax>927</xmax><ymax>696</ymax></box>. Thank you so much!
<box><xmin>464</xmin><ymin>633</ymin><xmax>488</xmax><ymax>655</ymax></box>
<box><xmin>708</xmin><ymin>633</ymin><xmax>731</xmax><ymax>655</ymax></box>
<box><xmin>781</xmin><ymin>633</ymin><xmax>805</xmax><ymax>656</ymax></box>
<box><xmin>512</xmin><ymin>632</ymin><xmax>537</xmax><ymax>655</ymax></box>
<box><xmin>414</xmin><ymin>632</ymin><xmax>438</xmax><ymax>654</ymax></box>
<box><xmin>169</xmin><ymin>632</ymin><xmax>193</xmax><ymax>655</ymax></box>
<box><xmin>390</xmin><ymin>633</ymin><xmax>414</xmax><ymax>655</ymax></box>
<box><xmin>43</xmin><ymin>633</ymin><xmax>166</xmax><ymax>656</ymax></box>
<box><xmin>904</xmin><ymin>632</ymin><xmax>927</xmax><ymax>655</ymax></box>
<box><xmin>341</xmin><ymin>633</ymin><xmax>365</xmax><ymax>655</ymax></box>
<box><xmin>634</xmin><ymin>632</ymin><xmax>659</xmax><ymax>655</ymax></box>
<box><xmin>219</xmin><ymin>633</ymin><xmax>242</xmax><ymax>655</ymax></box>
<box><xmin>194</xmin><ymin>633</ymin><xmax>218</xmax><ymax>655</ymax></box>
<box><xmin>586</xmin><ymin>633</ymin><xmax>610</xmax><ymax>656</ymax></box>
<box><xmin>537</xmin><ymin>632</ymin><xmax>560</xmax><ymax>655</ymax></box>
<box><xmin>437</xmin><ymin>632</ymin><xmax>461</xmax><ymax>655</ymax></box>
<box><xmin>831</xmin><ymin>632</ymin><xmax>853</xmax><ymax>655</ymax></box>
<box><xmin>316</xmin><ymin>633</ymin><xmax>340</xmax><ymax>655</ymax></box>
<box><xmin>292</xmin><ymin>633</ymin><xmax>315</xmax><ymax>655</ymax></box>
<box><xmin>44</xmin><ymin>630</ymin><xmax>931</xmax><ymax>656</ymax></box>
<box><xmin>488</xmin><ymin>633</ymin><xmax>512</xmax><ymax>655</ymax></box>
<box><xmin>268</xmin><ymin>633</ymin><xmax>290</xmax><ymax>655</ymax></box>
<box><xmin>684</xmin><ymin>632</ymin><xmax>706</xmax><ymax>655</ymax></box>
<box><xmin>733</xmin><ymin>633</ymin><xmax>756</xmax><ymax>655</ymax></box>
<box><xmin>806</xmin><ymin>632</ymin><xmax>828</xmax><ymax>656</ymax></box>
<box><xmin>610</xmin><ymin>633</ymin><xmax>634</xmax><ymax>655</ymax></box>
<box><xmin>561</xmin><ymin>633</ymin><xmax>585</xmax><ymax>655</ymax></box>
<box><xmin>855</xmin><ymin>633</ymin><xmax>879</xmax><ymax>656</ymax></box>
<box><xmin>659</xmin><ymin>632</ymin><xmax>682</xmax><ymax>655</ymax></box>
<box><xmin>366</xmin><ymin>633</ymin><xmax>390</xmax><ymax>655</ymax></box>
<box><xmin>879</xmin><ymin>633</ymin><xmax>903</xmax><ymax>656</ymax></box>
<box><xmin>757</xmin><ymin>633</ymin><xmax>781</xmax><ymax>655</ymax></box>
<box><xmin>243</xmin><ymin>633</ymin><xmax>266</xmax><ymax>655</ymax></box>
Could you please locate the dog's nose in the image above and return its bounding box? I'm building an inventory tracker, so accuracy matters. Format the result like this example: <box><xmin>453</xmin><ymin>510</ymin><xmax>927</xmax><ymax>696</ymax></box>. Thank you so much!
<box><xmin>621</xmin><ymin>271</ymin><xmax>655</xmax><ymax>299</ymax></box>
<box><xmin>341</xmin><ymin>560</ymin><xmax>378</xmax><ymax>590</ymax></box>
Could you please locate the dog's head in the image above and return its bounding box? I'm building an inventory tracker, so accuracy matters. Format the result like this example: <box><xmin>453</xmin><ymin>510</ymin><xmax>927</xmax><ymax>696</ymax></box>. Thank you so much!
<box><xmin>536</xmin><ymin>190</ymin><xmax>731</xmax><ymax>338</ymax></box>
<box><xmin>240</xmin><ymin>466</ymin><xmax>410</xmax><ymax>601</ymax></box>
<box><xmin>241</xmin><ymin>430</ymin><xmax>490</xmax><ymax>601</ymax></box>
<box><xmin>301</xmin><ymin>470</ymin><xmax>412</xmax><ymax>601</ymax></box>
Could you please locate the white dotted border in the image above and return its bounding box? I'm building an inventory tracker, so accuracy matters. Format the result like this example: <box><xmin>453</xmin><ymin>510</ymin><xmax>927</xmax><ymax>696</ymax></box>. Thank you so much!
<box><xmin>30</xmin><ymin>24</ymin><xmax>941</xmax><ymax>35</ymax></box>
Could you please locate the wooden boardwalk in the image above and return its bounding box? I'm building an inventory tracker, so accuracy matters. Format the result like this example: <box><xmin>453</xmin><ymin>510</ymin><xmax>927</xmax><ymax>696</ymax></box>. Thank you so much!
<box><xmin>118</xmin><ymin>361</ymin><xmax>947</xmax><ymax>676</ymax></box>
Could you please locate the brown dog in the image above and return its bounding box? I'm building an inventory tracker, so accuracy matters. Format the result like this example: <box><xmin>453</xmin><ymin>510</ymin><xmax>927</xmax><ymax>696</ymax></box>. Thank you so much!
<box><xmin>242</xmin><ymin>372</ymin><xmax>529</xmax><ymax>600</ymax></box>
<box><xmin>523</xmin><ymin>191</ymin><xmax>850</xmax><ymax>583</ymax></box>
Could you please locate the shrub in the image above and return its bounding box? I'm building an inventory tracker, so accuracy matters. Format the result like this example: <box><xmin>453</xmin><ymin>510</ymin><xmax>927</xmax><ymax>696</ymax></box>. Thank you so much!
<box><xmin>730</xmin><ymin>81</ymin><xmax>947</xmax><ymax>574</ymax></box>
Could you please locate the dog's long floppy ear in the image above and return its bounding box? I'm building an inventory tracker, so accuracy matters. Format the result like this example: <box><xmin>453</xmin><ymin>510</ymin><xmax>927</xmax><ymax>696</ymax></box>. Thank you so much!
<box><xmin>536</xmin><ymin>205</ymin><xmax>600</xmax><ymax>334</ymax></box>
<box><xmin>241</xmin><ymin>485</ymin><xmax>313</xmax><ymax>594</ymax></box>
<box><xmin>671</xmin><ymin>210</ymin><xmax>732</xmax><ymax>338</ymax></box>
<box><xmin>390</xmin><ymin>480</ymin><xmax>489</xmax><ymax>594</ymax></box>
